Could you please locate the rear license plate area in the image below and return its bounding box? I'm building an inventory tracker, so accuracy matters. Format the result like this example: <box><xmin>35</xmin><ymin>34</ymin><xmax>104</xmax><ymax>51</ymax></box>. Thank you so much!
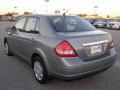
<box><xmin>91</xmin><ymin>44</ymin><xmax>102</xmax><ymax>55</ymax></box>
<box><xmin>85</xmin><ymin>44</ymin><xmax>104</xmax><ymax>57</ymax></box>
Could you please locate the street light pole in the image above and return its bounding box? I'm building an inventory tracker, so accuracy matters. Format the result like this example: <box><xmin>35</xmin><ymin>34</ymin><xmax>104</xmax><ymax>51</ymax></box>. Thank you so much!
<box><xmin>45</xmin><ymin>0</ymin><xmax>49</xmax><ymax>14</ymax></box>
<box><xmin>14</xmin><ymin>6</ymin><xmax>17</xmax><ymax>15</ymax></box>
<box><xmin>94</xmin><ymin>5</ymin><xmax>98</xmax><ymax>18</ymax></box>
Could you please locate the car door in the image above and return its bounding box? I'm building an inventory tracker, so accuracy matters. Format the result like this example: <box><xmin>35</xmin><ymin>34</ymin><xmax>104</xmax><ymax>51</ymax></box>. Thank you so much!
<box><xmin>7</xmin><ymin>17</ymin><xmax>27</xmax><ymax>54</ymax></box>
<box><xmin>15</xmin><ymin>17</ymin><xmax>40</xmax><ymax>61</ymax></box>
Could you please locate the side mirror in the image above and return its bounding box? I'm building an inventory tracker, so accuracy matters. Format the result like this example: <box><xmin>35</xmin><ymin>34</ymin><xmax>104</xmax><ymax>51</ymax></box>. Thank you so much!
<box><xmin>11</xmin><ymin>26</ymin><xmax>17</xmax><ymax>32</ymax></box>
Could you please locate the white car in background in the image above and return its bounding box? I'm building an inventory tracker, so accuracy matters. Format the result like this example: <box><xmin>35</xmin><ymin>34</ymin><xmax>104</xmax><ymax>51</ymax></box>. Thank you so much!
<box><xmin>107</xmin><ymin>19</ymin><xmax>120</xmax><ymax>30</ymax></box>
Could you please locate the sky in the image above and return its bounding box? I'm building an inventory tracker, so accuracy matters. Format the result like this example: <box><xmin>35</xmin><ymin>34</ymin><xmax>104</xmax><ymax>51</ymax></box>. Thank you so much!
<box><xmin>0</xmin><ymin>0</ymin><xmax>120</xmax><ymax>17</ymax></box>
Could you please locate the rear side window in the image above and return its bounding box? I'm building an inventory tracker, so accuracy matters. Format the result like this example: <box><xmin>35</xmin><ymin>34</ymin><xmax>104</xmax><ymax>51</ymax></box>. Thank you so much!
<box><xmin>14</xmin><ymin>18</ymin><xmax>26</xmax><ymax>31</ymax></box>
<box><xmin>25</xmin><ymin>17</ymin><xmax>38</xmax><ymax>32</ymax></box>
<box><xmin>49</xmin><ymin>16</ymin><xmax>96</xmax><ymax>32</ymax></box>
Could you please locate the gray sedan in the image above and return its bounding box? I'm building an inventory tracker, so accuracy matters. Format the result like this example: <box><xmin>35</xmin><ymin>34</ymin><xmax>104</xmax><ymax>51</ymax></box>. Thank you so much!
<box><xmin>4</xmin><ymin>14</ymin><xmax>116</xmax><ymax>84</ymax></box>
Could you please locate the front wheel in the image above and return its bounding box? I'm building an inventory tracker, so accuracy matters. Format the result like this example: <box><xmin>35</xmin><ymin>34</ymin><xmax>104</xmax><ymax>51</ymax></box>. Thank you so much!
<box><xmin>4</xmin><ymin>41</ymin><xmax>13</xmax><ymax>56</ymax></box>
<box><xmin>33</xmin><ymin>56</ymin><xmax>49</xmax><ymax>84</ymax></box>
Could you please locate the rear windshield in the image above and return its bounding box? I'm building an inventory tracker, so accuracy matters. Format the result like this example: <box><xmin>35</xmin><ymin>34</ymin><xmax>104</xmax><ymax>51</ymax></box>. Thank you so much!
<box><xmin>48</xmin><ymin>16</ymin><xmax>96</xmax><ymax>32</ymax></box>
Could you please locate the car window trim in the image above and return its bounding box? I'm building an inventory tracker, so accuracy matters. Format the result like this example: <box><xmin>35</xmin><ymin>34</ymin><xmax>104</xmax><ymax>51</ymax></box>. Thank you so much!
<box><xmin>34</xmin><ymin>18</ymin><xmax>40</xmax><ymax>33</ymax></box>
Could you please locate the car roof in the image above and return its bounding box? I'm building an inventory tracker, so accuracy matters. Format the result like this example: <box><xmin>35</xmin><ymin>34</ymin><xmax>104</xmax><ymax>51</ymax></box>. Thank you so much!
<box><xmin>22</xmin><ymin>14</ymin><xmax>76</xmax><ymax>18</ymax></box>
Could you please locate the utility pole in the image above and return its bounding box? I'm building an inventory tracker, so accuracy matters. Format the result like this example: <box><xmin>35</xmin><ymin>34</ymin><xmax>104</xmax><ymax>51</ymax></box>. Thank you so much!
<box><xmin>13</xmin><ymin>6</ymin><xmax>17</xmax><ymax>15</ymax></box>
<box><xmin>45</xmin><ymin>0</ymin><xmax>49</xmax><ymax>14</ymax></box>
<box><xmin>94</xmin><ymin>5</ymin><xmax>98</xmax><ymax>18</ymax></box>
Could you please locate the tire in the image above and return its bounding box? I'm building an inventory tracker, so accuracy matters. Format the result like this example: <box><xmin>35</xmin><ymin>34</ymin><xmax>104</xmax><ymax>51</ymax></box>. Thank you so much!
<box><xmin>4</xmin><ymin>41</ymin><xmax>13</xmax><ymax>56</ymax></box>
<box><xmin>33</xmin><ymin>56</ymin><xmax>49</xmax><ymax>84</ymax></box>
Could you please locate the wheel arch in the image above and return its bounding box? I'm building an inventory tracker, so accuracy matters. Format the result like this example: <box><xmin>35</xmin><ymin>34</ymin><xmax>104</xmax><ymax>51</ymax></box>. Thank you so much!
<box><xmin>31</xmin><ymin>52</ymin><xmax>49</xmax><ymax>72</ymax></box>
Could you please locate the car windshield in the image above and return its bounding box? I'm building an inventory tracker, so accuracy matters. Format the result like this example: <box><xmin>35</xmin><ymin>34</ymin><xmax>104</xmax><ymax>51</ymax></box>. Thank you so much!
<box><xmin>98</xmin><ymin>19</ymin><xmax>108</xmax><ymax>22</ymax></box>
<box><xmin>112</xmin><ymin>19</ymin><xmax>120</xmax><ymax>22</ymax></box>
<box><xmin>49</xmin><ymin>16</ymin><xmax>96</xmax><ymax>32</ymax></box>
<box><xmin>88</xmin><ymin>18</ymin><xmax>95</xmax><ymax>21</ymax></box>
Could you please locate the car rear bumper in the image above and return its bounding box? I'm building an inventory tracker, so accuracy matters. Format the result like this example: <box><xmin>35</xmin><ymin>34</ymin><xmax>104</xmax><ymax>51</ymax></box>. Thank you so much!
<box><xmin>50</xmin><ymin>48</ymin><xmax>116</xmax><ymax>80</ymax></box>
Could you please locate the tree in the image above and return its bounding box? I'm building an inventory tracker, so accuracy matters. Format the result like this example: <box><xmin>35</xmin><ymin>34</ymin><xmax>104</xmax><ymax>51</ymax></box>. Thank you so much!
<box><xmin>45</xmin><ymin>0</ymin><xmax>49</xmax><ymax>2</ymax></box>
<box><xmin>78</xmin><ymin>14</ymin><xmax>88</xmax><ymax>18</ymax></box>
<box><xmin>107</xmin><ymin>15</ymin><xmax>110</xmax><ymax>18</ymax></box>
<box><xmin>23</xmin><ymin>12</ymin><xmax>32</xmax><ymax>15</ymax></box>
<box><xmin>5</xmin><ymin>12</ymin><xmax>13</xmax><ymax>16</ymax></box>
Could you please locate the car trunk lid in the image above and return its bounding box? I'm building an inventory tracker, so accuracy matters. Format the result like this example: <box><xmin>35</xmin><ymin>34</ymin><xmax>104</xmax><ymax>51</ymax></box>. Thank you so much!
<box><xmin>56</xmin><ymin>30</ymin><xmax>110</xmax><ymax>60</ymax></box>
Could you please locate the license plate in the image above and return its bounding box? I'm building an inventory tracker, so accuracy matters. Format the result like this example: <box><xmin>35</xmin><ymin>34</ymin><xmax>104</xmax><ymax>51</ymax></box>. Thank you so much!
<box><xmin>91</xmin><ymin>44</ymin><xmax>102</xmax><ymax>55</ymax></box>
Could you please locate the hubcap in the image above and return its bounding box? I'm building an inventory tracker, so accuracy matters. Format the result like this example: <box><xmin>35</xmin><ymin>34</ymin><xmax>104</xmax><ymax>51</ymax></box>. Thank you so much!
<box><xmin>34</xmin><ymin>61</ymin><xmax>43</xmax><ymax>80</ymax></box>
<box><xmin>5</xmin><ymin>43</ymin><xmax>9</xmax><ymax>54</ymax></box>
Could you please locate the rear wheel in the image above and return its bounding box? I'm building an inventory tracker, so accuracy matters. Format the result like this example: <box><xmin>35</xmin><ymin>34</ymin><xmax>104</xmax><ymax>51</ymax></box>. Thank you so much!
<box><xmin>4</xmin><ymin>41</ymin><xmax>13</xmax><ymax>56</ymax></box>
<box><xmin>33</xmin><ymin>56</ymin><xmax>49</xmax><ymax>84</ymax></box>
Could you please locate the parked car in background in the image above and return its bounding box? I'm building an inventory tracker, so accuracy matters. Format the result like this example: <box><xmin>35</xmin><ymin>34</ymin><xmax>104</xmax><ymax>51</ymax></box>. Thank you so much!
<box><xmin>94</xmin><ymin>19</ymin><xmax>110</xmax><ymax>28</ymax></box>
<box><xmin>86</xmin><ymin>18</ymin><xmax>98</xmax><ymax>24</ymax></box>
<box><xmin>107</xmin><ymin>18</ymin><xmax>120</xmax><ymax>30</ymax></box>
<box><xmin>4</xmin><ymin>14</ymin><xmax>116</xmax><ymax>84</ymax></box>
<box><xmin>1</xmin><ymin>16</ymin><xmax>8</xmax><ymax>21</ymax></box>
<box><xmin>8</xmin><ymin>16</ymin><xmax>19</xmax><ymax>21</ymax></box>
<box><xmin>0</xmin><ymin>15</ymin><xmax>19</xmax><ymax>21</ymax></box>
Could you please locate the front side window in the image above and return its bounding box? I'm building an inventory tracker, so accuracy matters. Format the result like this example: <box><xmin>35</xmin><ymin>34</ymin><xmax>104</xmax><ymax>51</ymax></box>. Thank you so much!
<box><xmin>25</xmin><ymin>17</ymin><xmax>38</xmax><ymax>33</ymax></box>
<box><xmin>115</xmin><ymin>19</ymin><xmax>120</xmax><ymax>22</ymax></box>
<box><xmin>112</xmin><ymin>19</ymin><xmax>120</xmax><ymax>22</ymax></box>
<box><xmin>14</xmin><ymin>18</ymin><xmax>26</xmax><ymax>31</ymax></box>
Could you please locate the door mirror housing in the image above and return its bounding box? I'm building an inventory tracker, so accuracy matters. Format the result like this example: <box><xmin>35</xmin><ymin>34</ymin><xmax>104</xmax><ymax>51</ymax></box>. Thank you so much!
<box><xmin>11</xmin><ymin>26</ymin><xmax>17</xmax><ymax>32</ymax></box>
<box><xmin>6</xmin><ymin>26</ymin><xmax>17</xmax><ymax>34</ymax></box>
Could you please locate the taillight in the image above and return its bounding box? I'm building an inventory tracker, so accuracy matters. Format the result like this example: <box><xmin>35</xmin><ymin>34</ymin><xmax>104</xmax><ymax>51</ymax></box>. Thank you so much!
<box><xmin>54</xmin><ymin>41</ymin><xmax>78</xmax><ymax>57</ymax></box>
<box><xmin>109</xmin><ymin>39</ymin><xmax>114</xmax><ymax>48</ymax></box>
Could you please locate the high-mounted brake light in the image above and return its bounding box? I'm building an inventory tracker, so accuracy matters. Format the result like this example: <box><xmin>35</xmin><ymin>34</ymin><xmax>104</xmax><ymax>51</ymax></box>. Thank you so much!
<box><xmin>54</xmin><ymin>41</ymin><xmax>78</xmax><ymax>57</ymax></box>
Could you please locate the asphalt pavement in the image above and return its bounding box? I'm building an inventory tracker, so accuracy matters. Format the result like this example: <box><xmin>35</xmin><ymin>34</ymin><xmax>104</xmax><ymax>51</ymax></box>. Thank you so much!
<box><xmin>0</xmin><ymin>21</ymin><xmax>120</xmax><ymax>90</ymax></box>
